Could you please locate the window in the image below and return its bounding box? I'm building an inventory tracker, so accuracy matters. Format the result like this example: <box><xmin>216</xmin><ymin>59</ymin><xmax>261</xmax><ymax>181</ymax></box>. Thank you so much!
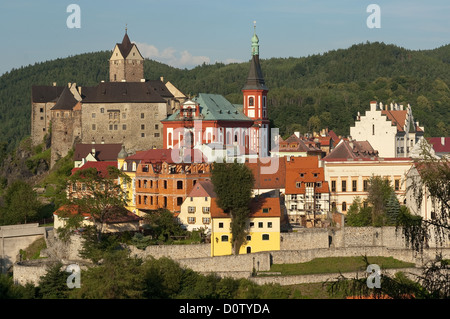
<box><xmin>141</xmin><ymin>113</ymin><xmax>144</xmax><ymax>119</ymax></box>
<box><xmin>221</xmin><ymin>235</ymin><xmax>228</xmax><ymax>242</ymax></box>
<box><xmin>92</xmin><ymin>124</ymin><xmax>96</xmax><ymax>130</ymax></box>
<box><xmin>100</xmin><ymin>108</ymin><xmax>104</xmax><ymax>113</ymax></box>
<box><xmin>246</xmin><ymin>235</ymin><xmax>252</xmax><ymax>241</ymax></box>
<box><xmin>262</xmin><ymin>234</ymin><xmax>270</xmax><ymax>241</ymax></box>
<box><xmin>372</xmin><ymin>124</ymin><xmax>375</xmax><ymax>135</ymax></box>
<box><xmin>163</xmin><ymin>180</ymin><xmax>167</xmax><ymax>189</ymax></box>
<box><xmin>342</xmin><ymin>180</ymin><xmax>347</xmax><ymax>192</ymax></box>
<box><xmin>40</xmin><ymin>108</ymin><xmax>44</xmax><ymax>113</ymax></box>
<box><xmin>202</xmin><ymin>217</ymin><xmax>210</xmax><ymax>224</ymax></box>
<box><xmin>296</xmin><ymin>182</ymin><xmax>301</xmax><ymax>188</ymax></box>
<box><xmin>154</xmin><ymin>133</ymin><xmax>160</xmax><ymax>138</ymax></box>
<box><xmin>291</xmin><ymin>205</ymin><xmax>297</xmax><ymax>210</ymax></box>
<box><xmin>177</xmin><ymin>197</ymin><xmax>183</xmax><ymax>206</ymax></box>
<box><xmin>218</xmin><ymin>222</ymin><xmax>224</xmax><ymax>228</ymax></box>
<box><xmin>141</xmin><ymin>124</ymin><xmax>145</xmax><ymax>130</ymax></box>
<box><xmin>122</xmin><ymin>124</ymin><xmax>127</xmax><ymax>130</ymax></box>
<box><xmin>188</xmin><ymin>217</ymin><xmax>196</xmax><ymax>224</ymax></box>
<box><xmin>141</xmin><ymin>133</ymin><xmax>145</xmax><ymax>137</ymax></box>
<box><xmin>395</xmin><ymin>179</ymin><xmax>400</xmax><ymax>191</ymax></box>
<box><xmin>114</xmin><ymin>124</ymin><xmax>118</xmax><ymax>130</ymax></box>
<box><xmin>177</xmin><ymin>181</ymin><xmax>183</xmax><ymax>189</ymax></box>
<box><xmin>155</xmin><ymin>124</ymin><xmax>159</xmax><ymax>130</ymax></box>
<box><xmin>122</xmin><ymin>113</ymin><xmax>126</xmax><ymax>119</ymax></box>
<box><xmin>342</xmin><ymin>202</ymin><xmax>347</xmax><ymax>211</ymax></box>
<box><xmin>268</xmin><ymin>222</ymin><xmax>272</xmax><ymax>228</ymax></box>
<box><xmin>352</xmin><ymin>180</ymin><xmax>357</xmax><ymax>192</ymax></box>
<box><xmin>291</xmin><ymin>194</ymin><xmax>297</xmax><ymax>200</ymax></box>
<box><xmin>331</xmin><ymin>180</ymin><xmax>336</xmax><ymax>192</ymax></box>
<box><xmin>363</xmin><ymin>180</ymin><xmax>369</xmax><ymax>192</ymax></box>
<box><xmin>188</xmin><ymin>206</ymin><xmax>196</xmax><ymax>213</ymax></box>
<box><xmin>249</xmin><ymin>97</ymin><xmax>254</xmax><ymax>106</ymax></box>
<box><xmin>262</xmin><ymin>208</ymin><xmax>269</xmax><ymax>213</ymax></box>
<box><xmin>109</xmin><ymin>124</ymin><xmax>113</xmax><ymax>131</ymax></box>
<box><xmin>202</xmin><ymin>207</ymin><xmax>210</xmax><ymax>213</ymax></box>
<box><xmin>92</xmin><ymin>113</ymin><xmax>96</xmax><ymax>118</ymax></box>
<box><xmin>258</xmin><ymin>222</ymin><xmax>263</xmax><ymax>228</ymax></box>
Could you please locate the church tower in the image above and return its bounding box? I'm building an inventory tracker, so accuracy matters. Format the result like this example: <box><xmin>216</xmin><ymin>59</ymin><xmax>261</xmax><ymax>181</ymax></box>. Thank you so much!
<box><xmin>109</xmin><ymin>28</ymin><xmax>144</xmax><ymax>82</ymax></box>
<box><xmin>242</xmin><ymin>24</ymin><xmax>270</xmax><ymax>156</ymax></box>
<box><xmin>242</xmin><ymin>23</ymin><xmax>269</xmax><ymax>121</ymax></box>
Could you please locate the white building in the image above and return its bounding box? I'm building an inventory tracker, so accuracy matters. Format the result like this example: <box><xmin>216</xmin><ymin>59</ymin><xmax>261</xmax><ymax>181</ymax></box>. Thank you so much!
<box><xmin>350</xmin><ymin>101</ymin><xmax>424</xmax><ymax>158</ymax></box>
<box><xmin>323</xmin><ymin>140</ymin><xmax>413</xmax><ymax>214</ymax></box>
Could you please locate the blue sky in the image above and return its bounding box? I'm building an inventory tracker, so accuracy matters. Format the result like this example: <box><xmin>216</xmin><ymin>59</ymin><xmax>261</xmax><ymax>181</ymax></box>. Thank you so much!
<box><xmin>0</xmin><ymin>0</ymin><xmax>449</xmax><ymax>76</ymax></box>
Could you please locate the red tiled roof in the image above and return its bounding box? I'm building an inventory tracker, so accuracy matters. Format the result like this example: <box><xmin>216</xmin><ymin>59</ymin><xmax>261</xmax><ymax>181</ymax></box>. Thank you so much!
<box><xmin>210</xmin><ymin>196</ymin><xmax>281</xmax><ymax>219</ymax></box>
<box><xmin>71</xmin><ymin>161</ymin><xmax>117</xmax><ymax>177</ymax></box>
<box><xmin>285</xmin><ymin>157</ymin><xmax>329</xmax><ymax>194</ymax></box>
<box><xmin>187</xmin><ymin>180</ymin><xmax>217</xmax><ymax>198</ymax></box>
<box><xmin>54</xmin><ymin>204</ymin><xmax>141</xmax><ymax>223</ymax></box>
<box><xmin>126</xmin><ymin>148</ymin><xmax>207</xmax><ymax>164</ymax></box>
<box><xmin>323</xmin><ymin>140</ymin><xmax>378</xmax><ymax>161</ymax></box>
<box><xmin>427</xmin><ymin>137</ymin><xmax>450</xmax><ymax>153</ymax></box>
<box><xmin>245</xmin><ymin>157</ymin><xmax>286</xmax><ymax>190</ymax></box>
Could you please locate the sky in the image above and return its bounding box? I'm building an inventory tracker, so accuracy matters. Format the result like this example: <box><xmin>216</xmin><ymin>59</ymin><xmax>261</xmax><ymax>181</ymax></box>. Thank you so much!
<box><xmin>0</xmin><ymin>0</ymin><xmax>450</xmax><ymax>76</ymax></box>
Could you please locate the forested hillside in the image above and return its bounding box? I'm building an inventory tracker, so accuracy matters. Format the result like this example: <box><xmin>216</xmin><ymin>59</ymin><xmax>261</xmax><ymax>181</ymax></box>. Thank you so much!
<box><xmin>0</xmin><ymin>41</ymin><xmax>449</xmax><ymax>157</ymax></box>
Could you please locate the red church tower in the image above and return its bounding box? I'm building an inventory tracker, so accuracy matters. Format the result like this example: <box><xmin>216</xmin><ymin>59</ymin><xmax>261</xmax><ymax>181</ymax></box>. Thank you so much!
<box><xmin>242</xmin><ymin>24</ymin><xmax>270</xmax><ymax>156</ymax></box>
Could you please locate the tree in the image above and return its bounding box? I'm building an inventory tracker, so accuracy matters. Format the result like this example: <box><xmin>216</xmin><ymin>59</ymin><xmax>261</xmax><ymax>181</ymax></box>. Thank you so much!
<box><xmin>1</xmin><ymin>180</ymin><xmax>41</xmax><ymax>225</ymax></box>
<box><xmin>345</xmin><ymin>197</ymin><xmax>372</xmax><ymax>226</ymax></box>
<box><xmin>366</xmin><ymin>175</ymin><xmax>397</xmax><ymax>226</ymax></box>
<box><xmin>37</xmin><ymin>262</ymin><xmax>71</xmax><ymax>299</ymax></box>
<box><xmin>66</xmin><ymin>165</ymin><xmax>131</xmax><ymax>242</ymax></box>
<box><xmin>143</xmin><ymin>208</ymin><xmax>186</xmax><ymax>242</ymax></box>
<box><xmin>211</xmin><ymin>161</ymin><xmax>255</xmax><ymax>255</ymax></box>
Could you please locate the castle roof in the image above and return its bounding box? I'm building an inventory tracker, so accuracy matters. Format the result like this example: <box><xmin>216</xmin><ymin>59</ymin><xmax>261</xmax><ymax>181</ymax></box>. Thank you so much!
<box><xmin>81</xmin><ymin>81</ymin><xmax>170</xmax><ymax>103</ymax></box>
<box><xmin>51</xmin><ymin>85</ymin><xmax>79</xmax><ymax>110</ymax></box>
<box><xmin>31</xmin><ymin>85</ymin><xmax>64</xmax><ymax>103</ymax></box>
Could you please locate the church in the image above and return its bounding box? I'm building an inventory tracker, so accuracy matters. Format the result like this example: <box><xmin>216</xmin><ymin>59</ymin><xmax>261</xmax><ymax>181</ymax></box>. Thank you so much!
<box><xmin>161</xmin><ymin>26</ymin><xmax>271</xmax><ymax>159</ymax></box>
<box><xmin>30</xmin><ymin>30</ymin><xmax>186</xmax><ymax>166</ymax></box>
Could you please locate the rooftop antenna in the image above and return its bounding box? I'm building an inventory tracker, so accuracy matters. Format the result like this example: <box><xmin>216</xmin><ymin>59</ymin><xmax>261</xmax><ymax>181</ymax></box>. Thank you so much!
<box><xmin>125</xmin><ymin>23</ymin><xmax>128</xmax><ymax>34</ymax></box>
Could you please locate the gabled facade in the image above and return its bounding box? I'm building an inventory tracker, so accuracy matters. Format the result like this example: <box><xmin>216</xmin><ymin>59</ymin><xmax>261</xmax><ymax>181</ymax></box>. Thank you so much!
<box><xmin>109</xmin><ymin>30</ymin><xmax>144</xmax><ymax>82</ymax></box>
<box><xmin>178</xmin><ymin>180</ymin><xmax>216</xmax><ymax>232</ymax></box>
<box><xmin>350</xmin><ymin>101</ymin><xmax>424</xmax><ymax>158</ymax></box>
<box><xmin>285</xmin><ymin>156</ymin><xmax>330</xmax><ymax>227</ymax></box>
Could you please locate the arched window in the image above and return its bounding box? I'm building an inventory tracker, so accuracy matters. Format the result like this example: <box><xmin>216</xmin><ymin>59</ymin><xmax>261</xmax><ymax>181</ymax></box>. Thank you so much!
<box><xmin>249</xmin><ymin>97</ymin><xmax>254</xmax><ymax>106</ymax></box>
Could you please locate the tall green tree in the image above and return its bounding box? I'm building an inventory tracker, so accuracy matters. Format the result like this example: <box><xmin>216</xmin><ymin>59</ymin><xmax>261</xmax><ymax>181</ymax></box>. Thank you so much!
<box><xmin>211</xmin><ymin>161</ymin><xmax>254</xmax><ymax>255</ymax></box>
<box><xmin>1</xmin><ymin>180</ymin><xmax>41</xmax><ymax>225</ymax></box>
<box><xmin>366</xmin><ymin>175</ymin><xmax>397</xmax><ymax>226</ymax></box>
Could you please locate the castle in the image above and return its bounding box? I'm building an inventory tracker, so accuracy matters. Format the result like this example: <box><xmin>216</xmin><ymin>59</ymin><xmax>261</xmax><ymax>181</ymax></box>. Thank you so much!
<box><xmin>31</xmin><ymin>30</ymin><xmax>187</xmax><ymax>167</ymax></box>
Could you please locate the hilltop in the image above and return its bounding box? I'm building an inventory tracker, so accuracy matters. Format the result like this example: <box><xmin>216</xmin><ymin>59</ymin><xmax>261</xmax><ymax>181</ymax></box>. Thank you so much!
<box><xmin>0</xmin><ymin>41</ymin><xmax>449</xmax><ymax>156</ymax></box>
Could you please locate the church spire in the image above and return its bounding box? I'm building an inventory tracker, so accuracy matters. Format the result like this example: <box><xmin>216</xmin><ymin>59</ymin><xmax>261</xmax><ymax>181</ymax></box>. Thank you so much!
<box><xmin>251</xmin><ymin>21</ymin><xmax>259</xmax><ymax>56</ymax></box>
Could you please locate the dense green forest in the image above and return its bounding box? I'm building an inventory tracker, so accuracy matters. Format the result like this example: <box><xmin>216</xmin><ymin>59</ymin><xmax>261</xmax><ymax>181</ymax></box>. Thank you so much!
<box><xmin>0</xmin><ymin>41</ymin><xmax>449</xmax><ymax>156</ymax></box>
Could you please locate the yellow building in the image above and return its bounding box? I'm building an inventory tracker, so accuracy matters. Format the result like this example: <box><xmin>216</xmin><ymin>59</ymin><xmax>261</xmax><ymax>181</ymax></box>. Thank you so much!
<box><xmin>210</xmin><ymin>194</ymin><xmax>281</xmax><ymax>257</ymax></box>
<box><xmin>117</xmin><ymin>145</ymin><xmax>140</xmax><ymax>215</ymax></box>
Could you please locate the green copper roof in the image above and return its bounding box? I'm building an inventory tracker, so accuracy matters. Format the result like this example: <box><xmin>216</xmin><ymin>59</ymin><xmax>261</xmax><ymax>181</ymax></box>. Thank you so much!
<box><xmin>163</xmin><ymin>93</ymin><xmax>252</xmax><ymax>122</ymax></box>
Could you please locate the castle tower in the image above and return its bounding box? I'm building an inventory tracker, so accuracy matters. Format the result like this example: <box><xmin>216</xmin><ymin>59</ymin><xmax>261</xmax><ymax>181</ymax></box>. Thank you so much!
<box><xmin>109</xmin><ymin>28</ymin><xmax>144</xmax><ymax>82</ymax></box>
<box><xmin>242</xmin><ymin>23</ymin><xmax>270</xmax><ymax>156</ymax></box>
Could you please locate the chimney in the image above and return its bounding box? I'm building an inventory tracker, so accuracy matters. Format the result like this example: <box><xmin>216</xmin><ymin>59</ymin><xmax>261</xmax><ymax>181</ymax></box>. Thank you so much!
<box><xmin>140</xmin><ymin>78</ymin><xmax>146</xmax><ymax>82</ymax></box>
<box><xmin>91</xmin><ymin>148</ymin><xmax>96</xmax><ymax>156</ymax></box>
<box><xmin>400</xmin><ymin>104</ymin><xmax>403</xmax><ymax>110</ymax></box>
<box><xmin>294</xmin><ymin>132</ymin><xmax>300</xmax><ymax>138</ymax></box>
<box><xmin>442</xmin><ymin>137</ymin><xmax>445</xmax><ymax>146</ymax></box>
<box><xmin>370</xmin><ymin>101</ymin><xmax>377</xmax><ymax>111</ymax></box>
<box><xmin>52</xmin><ymin>82</ymin><xmax>57</xmax><ymax>86</ymax></box>
<box><xmin>160</xmin><ymin>76</ymin><xmax>164</xmax><ymax>82</ymax></box>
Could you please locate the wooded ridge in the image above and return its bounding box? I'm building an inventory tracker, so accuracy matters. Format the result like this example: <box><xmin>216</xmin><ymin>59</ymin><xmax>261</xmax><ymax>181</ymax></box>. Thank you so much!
<box><xmin>0</xmin><ymin>41</ymin><xmax>449</xmax><ymax>156</ymax></box>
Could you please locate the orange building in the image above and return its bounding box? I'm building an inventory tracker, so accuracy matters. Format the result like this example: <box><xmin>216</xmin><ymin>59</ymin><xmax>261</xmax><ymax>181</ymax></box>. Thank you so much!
<box><xmin>133</xmin><ymin>149</ymin><xmax>212</xmax><ymax>214</ymax></box>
